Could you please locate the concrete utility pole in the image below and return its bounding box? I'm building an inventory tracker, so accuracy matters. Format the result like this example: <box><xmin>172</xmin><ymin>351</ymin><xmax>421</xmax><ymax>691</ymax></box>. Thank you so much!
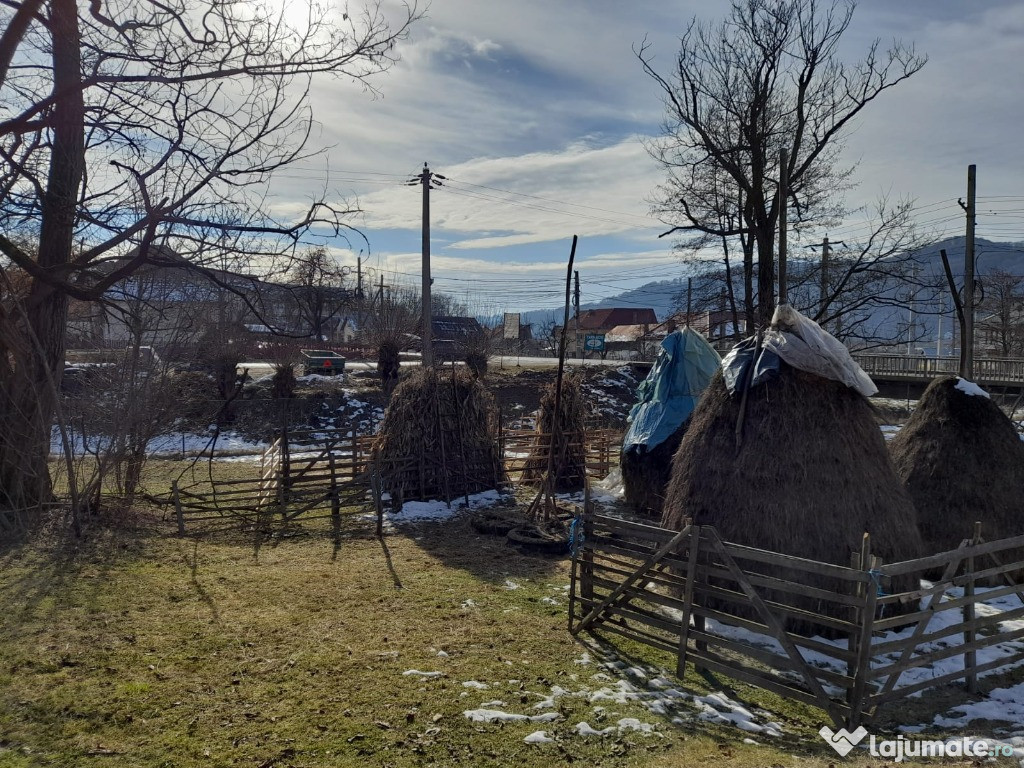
<box><xmin>807</xmin><ymin>236</ymin><xmax>846</xmax><ymax>323</ymax></box>
<box><xmin>573</xmin><ymin>270</ymin><xmax>580</xmax><ymax>357</ymax></box>
<box><xmin>409</xmin><ymin>163</ymin><xmax>445</xmax><ymax>367</ymax></box>
<box><xmin>961</xmin><ymin>164</ymin><xmax>977</xmax><ymax>380</ymax></box>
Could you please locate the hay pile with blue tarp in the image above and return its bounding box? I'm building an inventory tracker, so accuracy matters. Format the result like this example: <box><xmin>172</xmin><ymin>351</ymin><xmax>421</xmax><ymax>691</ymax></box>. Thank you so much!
<box><xmin>661</xmin><ymin>305</ymin><xmax>922</xmax><ymax>634</ymax></box>
<box><xmin>621</xmin><ymin>328</ymin><xmax>720</xmax><ymax>515</ymax></box>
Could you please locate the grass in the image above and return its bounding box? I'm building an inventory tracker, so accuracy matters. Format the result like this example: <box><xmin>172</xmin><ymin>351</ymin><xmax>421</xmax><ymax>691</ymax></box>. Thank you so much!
<box><xmin>0</xmin><ymin>478</ymin><xmax>1018</xmax><ymax>767</ymax></box>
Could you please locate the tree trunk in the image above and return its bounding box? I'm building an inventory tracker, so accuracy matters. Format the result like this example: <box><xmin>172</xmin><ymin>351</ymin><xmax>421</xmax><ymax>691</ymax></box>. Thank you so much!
<box><xmin>0</xmin><ymin>0</ymin><xmax>84</xmax><ymax>517</ymax></box>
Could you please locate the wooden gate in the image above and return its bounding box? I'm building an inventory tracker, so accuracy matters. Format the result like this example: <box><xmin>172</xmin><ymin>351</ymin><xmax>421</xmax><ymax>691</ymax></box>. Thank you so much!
<box><xmin>570</xmin><ymin>513</ymin><xmax>1024</xmax><ymax>728</ymax></box>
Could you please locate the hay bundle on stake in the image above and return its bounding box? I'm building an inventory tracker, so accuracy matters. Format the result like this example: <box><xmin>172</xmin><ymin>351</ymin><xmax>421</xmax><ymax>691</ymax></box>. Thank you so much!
<box><xmin>522</xmin><ymin>372</ymin><xmax>587</xmax><ymax>493</ymax></box>
<box><xmin>375</xmin><ymin>368</ymin><xmax>503</xmax><ymax>507</ymax></box>
<box><xmin>622</xmin><ymin>328</ymin><xmax>721</xmax><ymax>516</ymax></box>
<box><xmin>662</xmin><ymin>306</ymin><xmax>922</xmax><ymax>634</ymax></box>
<box><xmin>889</xmin><ymin>376</ymin><xmax>1024</xmax><ymax>558</ymax></box>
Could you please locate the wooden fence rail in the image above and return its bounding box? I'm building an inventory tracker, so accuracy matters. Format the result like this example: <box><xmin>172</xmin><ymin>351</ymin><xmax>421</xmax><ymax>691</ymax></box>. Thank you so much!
<box><xmin>570</xmin><ymin>513</ymin><xmax>1024</xmax><ymax>728</ymax></box>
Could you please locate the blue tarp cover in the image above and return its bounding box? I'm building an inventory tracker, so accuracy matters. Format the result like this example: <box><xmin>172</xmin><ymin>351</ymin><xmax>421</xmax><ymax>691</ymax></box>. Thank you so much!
<box><xmin>622</xmin><ymin>328</ymin><xmax>722</xmax><ymax>453</ymax></box>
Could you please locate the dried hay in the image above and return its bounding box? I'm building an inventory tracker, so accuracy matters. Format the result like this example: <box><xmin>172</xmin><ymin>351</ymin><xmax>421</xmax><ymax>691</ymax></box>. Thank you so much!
<box><xmin>662</xmin><ymin>364</ymin><xmax>922</xmax><ymax>635</ymax></box>
<box><xmin>621</xmin><ymin>422</ymin><xmax>688</xmax><ymax>517</ymax></box>
<box><xmin>522</xmin><ymin>373</ymin><xmax>587</xmax><ymax>493</ymax></box>
<box><xmin>889</xmin><ymin>376</ymin><xmax>1024</xmax><ymax>558</ymax></box>
<box><xmin>375</xmin><ymin>368</ymin><xmax>503</xmax><ymax>505</ymax></box>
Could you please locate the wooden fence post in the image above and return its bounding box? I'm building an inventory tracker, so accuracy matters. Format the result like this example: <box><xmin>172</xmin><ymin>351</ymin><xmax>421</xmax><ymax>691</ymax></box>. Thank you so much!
<box><xmin>847</xmin><ymin>533</ymin><xmax>871</xmax><ymax>713</ymax></box>
<box><xmin>676</xmin><ymin>524</ymin><xmax>701</xmax><ymax>679</ymax></box>
<box><xmin>965</xmin><ymin>521</ymin><xmax>981</xmax><ymax>693</ymax></box>
<box><xmin>329</xmin><ymin>452</ymin><xmax>340</xmax><ymax>525</ymax></box>
<box><xmin>172</xmin><ymin>480</ymin><xmax>185</xmax><ymax>536</ymax></box>
<box><xmin>371</xmin><ymin>456</ymin><xmax>384</xmax><ymax>538</ymax></box>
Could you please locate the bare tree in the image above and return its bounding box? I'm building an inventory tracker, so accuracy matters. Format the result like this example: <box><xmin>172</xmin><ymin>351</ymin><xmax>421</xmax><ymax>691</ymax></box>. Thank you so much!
<box><xmin>285</xmin><ymin>246</ymin><xmax>354</xmax><ymax>342</ymax></box>
<box><xmin>640</xmin><ymin>0</ymin><xmax>926</xmax><ymax>329</ymax></box>
<box><xmin>0</xmin><ymin>0</ymin><xmax>420</xmax><ymax>518</ymax></box>
<box><xmin>977</xmin><ymin>270</ymin><xmax>1024</xmax><ymax>358</ymax></box>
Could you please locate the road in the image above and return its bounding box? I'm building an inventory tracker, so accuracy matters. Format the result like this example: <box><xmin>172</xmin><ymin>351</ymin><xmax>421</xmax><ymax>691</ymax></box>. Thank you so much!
<box><xmin>238</xmin><ymin>355</ymin><xmax>636</xmax><ymax>378</ymax></box>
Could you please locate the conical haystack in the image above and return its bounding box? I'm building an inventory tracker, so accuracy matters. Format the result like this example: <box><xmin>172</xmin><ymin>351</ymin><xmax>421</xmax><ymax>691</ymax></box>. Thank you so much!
<box><xmin>889</xmin><ymin>376</ymin><xmax>1024</xmax><ymax>556</ymax></box>
<box><xmin>376</xmin><ymin>369</ymin><xmax>503</xmax><ymax>505</ymax></box>
<box><xmin>662</xmin><ymin>308</ymin><xmax>922</xmax><ymax>634</ymax></box>
<box><xmin>522</xmin><ymin>373</ymin><xmax>587</xmax><ymax>493</ymax></box>
<box><xmin>621</xmin><ymin>424</ymin><xmax>686</xmax><ymax>516</ymax></box>
<box><xmin>622</xmin><ymin>328</ymin><xmax>721</xmax><ymax>516</ymax></box>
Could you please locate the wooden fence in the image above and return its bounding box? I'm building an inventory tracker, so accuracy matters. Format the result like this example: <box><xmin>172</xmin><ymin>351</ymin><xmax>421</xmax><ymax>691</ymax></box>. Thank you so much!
<box><xmin>570</xmin><ymin>513</ymin><xmax>1024</xmax><ymax>727</ymax></box>
<box><xmin>500</xmin><ymin>428</ymin><xmax>621</xmax><ymax>481</ymax></box>
<box><xmin>853</xmin><ymin>354</ymin><xmax>1024</xmax><ymax>384</ymax></box>
<box><xmin>170</xmin><ymin>431</ymin><xmax>379</xmax><ymax>533</ymax></box>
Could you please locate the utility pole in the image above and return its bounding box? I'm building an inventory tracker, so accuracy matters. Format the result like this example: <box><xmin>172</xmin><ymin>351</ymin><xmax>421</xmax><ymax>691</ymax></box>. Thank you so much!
<box><xmin>806</xmin><ymin>235</ymin><xmax>846</xmax><ymax>324</ymax></box>
<box><xmin>573</xmin><ymin>270</ymin><xmax>580</xmax><ymax>358</ymax></box>
<box><xmin>959</xmin><ymin>164</ymin><xmax>977</xmax><ymax>379</ymax></box>
<box><xmin>777</xmin><ymin>148</ymin><xmax>789</xmax><ymax>307</ymax></box>
<box><xmin>408</xmin><ymin>162</ymin><xmax>445</xmax><ymax>367</ymax></box>
<box><xmin>356</xmin><ymin>255</ymin><xmax>363</xmax><ymax>300</ymax></box>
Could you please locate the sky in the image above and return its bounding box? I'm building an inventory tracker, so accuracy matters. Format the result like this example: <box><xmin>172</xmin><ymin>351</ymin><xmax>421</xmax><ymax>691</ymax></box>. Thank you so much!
<box><xmin>270</xmin><ymin>0</ymin><xmax>1024</xmax><ymax>316</ymax></box>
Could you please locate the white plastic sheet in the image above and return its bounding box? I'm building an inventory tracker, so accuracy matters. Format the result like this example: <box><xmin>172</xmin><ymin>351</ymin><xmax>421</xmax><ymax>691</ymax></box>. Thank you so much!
<box><xmin>762</xmin><ymin>304</ymin><xmax>877</xmax><ymax>397</ymax></box>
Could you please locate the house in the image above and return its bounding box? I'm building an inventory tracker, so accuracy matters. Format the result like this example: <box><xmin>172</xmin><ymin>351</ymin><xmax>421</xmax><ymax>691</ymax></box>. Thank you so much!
<box><xmin>66</xmin><ymin>245</ymin><xmax>357</xmax><ymax>353</ymax></box>
<box><xmin>430</xmin><ymin>316</ymin><xmax>486</xmax><ymax>360</ymax></box>
<box><xmin>556</xmin><ymin>307</ymin><xmax>659</xmax><ymax>353</ymax></box>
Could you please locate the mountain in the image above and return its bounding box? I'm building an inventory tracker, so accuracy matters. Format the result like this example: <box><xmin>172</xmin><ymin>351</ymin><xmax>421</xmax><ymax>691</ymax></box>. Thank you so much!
<box><xmin>505</xmin><ymin>237</ymin><xmax>1024</xmax><ymax>350</ymax></box>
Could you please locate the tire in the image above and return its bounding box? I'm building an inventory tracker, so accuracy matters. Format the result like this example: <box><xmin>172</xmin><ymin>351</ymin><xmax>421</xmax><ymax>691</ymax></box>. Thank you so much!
<box><xmin>507</xmin><ymin>524</ymin><xmax>569</xmax><ymax>555</ymax></box>
<box><xmin>470</xmin><ymin>510</ymin><xmax>526</xmax><ymax>536</ymax></box>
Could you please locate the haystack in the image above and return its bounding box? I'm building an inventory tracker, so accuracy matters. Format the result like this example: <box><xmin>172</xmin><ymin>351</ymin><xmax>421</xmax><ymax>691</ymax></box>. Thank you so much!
<box><xmin>375</xmin><ymin>368</ymin><xmax>503</xmax><ymax>505</ymax></box>
<box><xmin>522</xmin><ymin>373</ymin><xmax>587</xmax><ymax>493</ymax></box>
<box><xmin>662</xmin><ymin>306</ymin><xmax>922</xmax><ymax>634</ymax></box>
<box><xmin>889</xmin><ymin>376</ymin><xmax>1024</xmax><ymax>557</ymax></box>
<box><xmin>622</xmin><ymin>328</ymin><xmax>721</xmax><ymax>516</ymax></box>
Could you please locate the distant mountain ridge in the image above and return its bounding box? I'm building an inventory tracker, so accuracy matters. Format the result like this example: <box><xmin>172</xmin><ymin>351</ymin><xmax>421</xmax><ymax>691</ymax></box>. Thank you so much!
<box><xmin>486</xmin><ymin>237</ymin><xmax>1024</xmax><ymax>342</ymax></box>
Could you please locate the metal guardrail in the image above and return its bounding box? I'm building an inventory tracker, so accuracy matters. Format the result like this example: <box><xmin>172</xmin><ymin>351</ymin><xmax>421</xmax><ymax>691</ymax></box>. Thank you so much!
<box><xmin>852</xmin><ymin>354</ymin><xmax>1024</xmax><ymax>384</ymax></box>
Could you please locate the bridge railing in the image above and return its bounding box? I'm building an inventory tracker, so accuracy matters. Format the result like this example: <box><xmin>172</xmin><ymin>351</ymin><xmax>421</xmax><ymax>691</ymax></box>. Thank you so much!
<box><xmin>852</xmin><ymin>354</ymin><xmax>1024</xmax><ymax>383</ymax></box>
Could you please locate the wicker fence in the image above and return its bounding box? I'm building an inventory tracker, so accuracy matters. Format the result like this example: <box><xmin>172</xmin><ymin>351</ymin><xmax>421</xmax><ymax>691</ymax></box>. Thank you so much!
<box><xmin>570</xmin><ymin>513</ymin><xmax>1024</xmax><ymax>727</ymax></box>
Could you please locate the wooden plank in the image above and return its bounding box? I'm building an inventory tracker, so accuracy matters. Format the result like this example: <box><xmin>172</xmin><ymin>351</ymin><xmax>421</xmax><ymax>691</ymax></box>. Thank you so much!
<box><xmin>870</xmin><ymin>648</ymin><xmax>1024</xmax><ymax>705</ymax></box>
<box><xmin>710</xmin><ymin>536</ymin><xmax>869</xmax><ymax>582</ymax></box>
<box><xmin>870</xmin><ymin>603</ymin><xmax>1024</xmax><ymax>656</ymax></box>
<box><xmin>872</xmin><ymin>580</ymin><xmax>1024</xmax><ymax>631</ymax></box>
<box><xmin>868</xmin><ymin>624</ymin><xmax>1024</xmax><ymax>682</ymax></box>
<box><xmin>699</xmin><ymin>562</ymin><xmax>864</xmax><ymax>608</ymax></box>
<box><xmin>872</xmin><ymin>540</ymin><xmax>968</xmax><ymax>698</ymax></box>
<box><xmin>589</xmin><ymin>534</ymin><xmax>689</xmax><ymax>570</ymax></box>
<box><xmin>590</xmin><ymin>558</ymin><xmax>688</xmax><ymax>591</ymax></box>
<box><xmin>574</xmin><ymin>525</ymin><xmax>692</xmax><ymax>634</ymax></box>
<box><xmin>881</xmin><ymin>533</ymin><xmax>1024</xmax><ymax>576</ymax></box>
<box><xmin>589</xmin><ymin>514</ymin><xmax>680</xmax><ymax>542</ymax></box>
<box><xmin>591</xmin><ymin>619</ymin><xmax>680</xmax><ymax>656</ymax></box>
<box><xmin>685</xmin><ymin>603</ymin><xmax>856</xmax><ymax>663</ymax></box>
<box><xmin>687</xmin><ymin>629</ymin><xmax>855</xmax><ymax>690</ymax></box>
<box><xmin>703</xmin><ymin>529</ymin><xmax>846</xmax><ymax>726</ymax></box>
<box><xmin>676</xmin><ymin>525</ymin><xmax>701</xmax><ymax>678</ymax></box>
<box><xmin>693</xmin><ymin>580</ymin><xmax>857</xmax><ymax>634</ymax></box>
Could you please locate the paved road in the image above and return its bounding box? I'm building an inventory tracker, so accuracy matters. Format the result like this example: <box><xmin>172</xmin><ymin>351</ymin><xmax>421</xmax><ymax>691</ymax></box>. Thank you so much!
<box><xmin>239</xmin><ymin>355</ymin><xmax>635</xmax><ymax>378</ymax></box>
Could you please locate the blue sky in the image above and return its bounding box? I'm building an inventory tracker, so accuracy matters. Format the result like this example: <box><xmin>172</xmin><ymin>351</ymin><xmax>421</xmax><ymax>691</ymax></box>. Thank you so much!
<box><xmin>270</xmin><ymin>0</ymin><xmax>1024</xmax><ymax>315</ymax></box>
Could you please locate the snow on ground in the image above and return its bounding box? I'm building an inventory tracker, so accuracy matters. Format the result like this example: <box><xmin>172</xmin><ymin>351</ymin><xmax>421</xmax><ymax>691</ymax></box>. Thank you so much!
<box><xmin>375</xmin><ymin>489</ymin><xmax>509</xmax><ymax>527</ymax></box>
<box><xmin>49</xmin><ymin>426</ymin><xmax>267</xmax><ymax>458</ymax></box>
<box><xmin>660</xmin><ymin>584</ymin><xmax>1024</xmax><ymax>703</ymax></box>
<box><xmin>879</xmin><ymin>424</ymin><xmax>902</xmax><ymax>441</ymax></box>
<box><xmin>592</xmin><ymin>467</ymin><xmax>625</xmax><ymax>500</ymax></box>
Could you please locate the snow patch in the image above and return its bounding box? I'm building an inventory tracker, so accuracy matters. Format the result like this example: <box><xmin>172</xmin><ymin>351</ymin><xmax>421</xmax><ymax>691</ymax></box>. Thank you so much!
<box><xmin>523</xmin><ymin>730</ymin><xmax>553</xmax><ymax>744</ymax></box>
<box><xmin>955</xmin><ymin>377</ymin><xmax>991</xmax><ymax>398</ymax></box>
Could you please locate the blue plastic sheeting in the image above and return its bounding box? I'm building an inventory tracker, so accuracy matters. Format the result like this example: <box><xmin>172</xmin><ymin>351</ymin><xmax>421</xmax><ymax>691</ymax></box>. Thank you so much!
<box><xmin>721</xmin><ymin>337</ymin><xmax>781</xmax><ymax>395</ymax></box>
<box><xmin>622</xmin><ymin>328</ymin><xmax>722</xmax><ymax>452</ymax></box>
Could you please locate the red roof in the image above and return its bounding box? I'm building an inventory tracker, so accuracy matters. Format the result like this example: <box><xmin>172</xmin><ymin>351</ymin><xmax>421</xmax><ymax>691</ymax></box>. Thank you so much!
<box><xmin>575</xmin><ymin>307</ymin><xmax>658</xmax><ymax>331</ymax></box>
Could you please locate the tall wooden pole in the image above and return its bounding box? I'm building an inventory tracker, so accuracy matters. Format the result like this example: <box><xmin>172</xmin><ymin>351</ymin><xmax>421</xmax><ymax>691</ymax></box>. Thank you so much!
<box><xmin>420</xmin><ymin>162</ymin><xmax>433</xmax><ymax>367</ymax></box>
<box><xmin>777</xmin><ymin>148</ymin><xmax>789</xmax><ymax>307</ymax></box>
<box><xmin>964</xmin><ymin>164</ymin><xmax>977</xmax><ymax>380</ymax></box>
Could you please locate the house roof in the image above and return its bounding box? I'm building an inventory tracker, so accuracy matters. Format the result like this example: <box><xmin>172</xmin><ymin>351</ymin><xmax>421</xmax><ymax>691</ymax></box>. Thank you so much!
<box><xmin>575</xmin><ymin>307</ymin><xmax>658</xmax><ymax>330</ymax></box>
<box><xmin>606</xmin><ymin>324</ymin><xmax>668</xmax><ymax>342</ymax></box>
<box><xmin>431</xmin><ymin>316</ymin><xmax>484</xmax><ymax>340</ymax></box>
